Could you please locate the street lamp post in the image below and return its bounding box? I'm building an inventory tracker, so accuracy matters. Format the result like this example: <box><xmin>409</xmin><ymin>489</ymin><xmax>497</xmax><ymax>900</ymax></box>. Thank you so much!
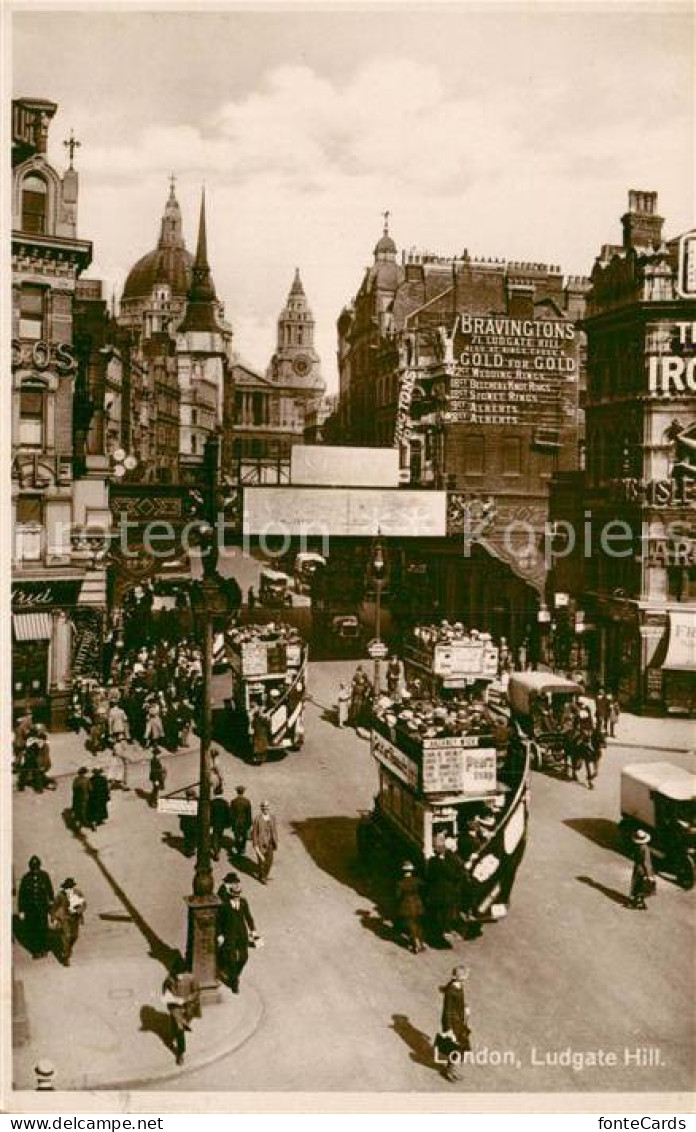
<box><xmin>185</xmin><ymin>434</ymin><xmax>225</xmax><ymax>1003</ymax></box>
<box><xmin>185</xmin><ymin>527</ymin><xmax>223</xmax><ymax>1002</ymax></box>
<box><xmin>372</xmin><ymin>535</ymin><xmax>386</xmax><ymax>695</ymax></box>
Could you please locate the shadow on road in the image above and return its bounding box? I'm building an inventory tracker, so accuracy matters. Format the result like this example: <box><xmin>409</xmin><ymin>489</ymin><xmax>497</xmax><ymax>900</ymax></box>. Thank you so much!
<box><xmin>563</xmin><ymin>817</ymin><xmax>627</xmax><ymax>857</ymax></box>
<box><xmin>291</xmin><ymin>815</ymin><xmax>400</xmax><ymax>942</ymax></box>
<box><xmin>140</xmin><ymin>1004</ymin><xmax>175</xmax><ymax>1055</ymax></box>
<box><xmin>390</xmin><ymin>1013</ymin><xmax>437</xmax><ymax>1072</ymax></box>
<box><xmin>576</xmin><ymin>875</ymin><xmax>632</xmax><ymax>908</ymax></box>
<box><xmin>357</xmin><ymin>907</ymin><xmax>401</xmax><ymax>946</ymax></box>
<box><xmin>222</xmin><ymin>850</ymin><xmax>258</xmax><ymax>882</ymax></box>
<box><xmin>291</xmin><ymin>816</ymin><xmax>393</xmax><ymax>897</ymax></box>
<box><xmin>65</xmin><ymin>825</ymin><xmax>181</xmax><ymax>972</ymax></box>
<box><xmin>161</xmin><ymin>831</ymin><xmax>195</xmax><ymax>860</ymax></box>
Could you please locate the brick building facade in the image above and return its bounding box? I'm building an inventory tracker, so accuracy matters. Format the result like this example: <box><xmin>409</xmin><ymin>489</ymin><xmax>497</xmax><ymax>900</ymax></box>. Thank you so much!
<box><xmin>11</xmin><ymin>98</ymin><xmax>109</xmax><ymax>726</ymax></box>
<box><xmin>332</xmin><ymin>221</ymin><xmax>588</xmax><ymax>649</ymax></box>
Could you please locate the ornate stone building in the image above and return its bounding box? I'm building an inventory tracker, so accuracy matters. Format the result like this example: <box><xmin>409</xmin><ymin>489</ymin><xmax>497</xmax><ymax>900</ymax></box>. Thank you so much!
<box><xmin>175</xmin><ymin>190</ymin><xmax>230</xmax><ymax>480</ymax></box>
<box><xmin>118</xmin><ymin>182</ymin><xmax>233</xmax><ymax>481</ymax></box>
<box><xmin>572</xmin><ymin>191</ymin><xmax>695</xmax><ymax>713</ymax></box>
<box><xmin>332</xmin><ymin>218</ymin><xmax>588</xmax><ymax>649</ymax></box>
<box><xmin>11</xmin><ymin>98</ymin><xmax>108</xmax><ymax>726</ymax></box>
<box><xmin>225</xmin><ymin>270</ymin><xmax>325</xmax><ymax>483</ymax></box>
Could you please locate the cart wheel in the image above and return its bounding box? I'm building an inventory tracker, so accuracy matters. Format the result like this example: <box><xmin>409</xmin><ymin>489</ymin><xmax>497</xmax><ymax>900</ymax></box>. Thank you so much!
<box><xmin>677</xmin><ymin>855</ymin><xmax>695</xmax><ymax>891</ymax></box>
<box><xmin>528</xmin><ymin>740</ymin><xmax>543</xmax><ymax>771</ymax></box>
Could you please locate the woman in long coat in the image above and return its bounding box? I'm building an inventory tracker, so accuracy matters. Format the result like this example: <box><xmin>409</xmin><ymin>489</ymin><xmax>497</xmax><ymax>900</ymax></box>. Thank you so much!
<box><xmin>87</xmin><ymin>768</ymin><xmax>111</xmax><ymax>827</ymax></box>
<box><xmin>17</xmin><ymin>856</ymin><xmax>54</xmax><ymax>958</ymax></box>
<box><xmin>144</xmin><ymin>697</ymin><xmax>165</xmax><ymax>747</ymax></box>
<box><xmin>395</xmin><ymin>862</ymin><xmax>425</xmax><ymax>952</ymax></box>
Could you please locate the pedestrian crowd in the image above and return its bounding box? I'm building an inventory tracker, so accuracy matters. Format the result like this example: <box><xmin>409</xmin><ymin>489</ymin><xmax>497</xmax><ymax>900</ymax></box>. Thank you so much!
<box><xmin>68</xmin><ymin>637</ymin><xmax>203</xmax><ymax>758</ymax></box>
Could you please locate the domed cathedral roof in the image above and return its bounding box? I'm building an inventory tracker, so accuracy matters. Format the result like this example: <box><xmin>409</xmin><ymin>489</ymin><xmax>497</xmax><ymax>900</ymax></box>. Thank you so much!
<box><xmin>122</xmin><ymin>178</ymin><xmax>193</xmax><ymax>301</ymax></box>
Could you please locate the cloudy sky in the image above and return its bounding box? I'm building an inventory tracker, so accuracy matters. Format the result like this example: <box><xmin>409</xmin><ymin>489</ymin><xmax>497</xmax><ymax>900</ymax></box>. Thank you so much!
<box><xmin>12</xmin><ymin>3</ymin><xmax>694</xmax><ymax>390</ymax></box>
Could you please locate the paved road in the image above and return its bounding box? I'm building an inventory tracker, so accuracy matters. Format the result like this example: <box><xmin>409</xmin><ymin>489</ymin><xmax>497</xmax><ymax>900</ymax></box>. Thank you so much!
<box><xmin>13</xmin><ymin>660</ymin><xmax>693</xmax><ymax>1094</ymax></box>
<box><xmin>191</xmin><ymin>546</ymin><xmax>311</xmax><ymax>607</ymax></box>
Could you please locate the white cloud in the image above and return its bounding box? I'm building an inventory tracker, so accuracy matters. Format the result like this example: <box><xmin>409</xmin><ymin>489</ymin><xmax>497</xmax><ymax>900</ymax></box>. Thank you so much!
<box><xmin>47</xmin><ymin>51</ymin><xmax>692</xmax><ymax>392</ymax></box>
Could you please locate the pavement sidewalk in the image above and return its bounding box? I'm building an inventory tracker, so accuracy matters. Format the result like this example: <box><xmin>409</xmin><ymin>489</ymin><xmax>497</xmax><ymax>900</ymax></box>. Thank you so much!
<box><xmin>602</xmin><ymin>710</ymin><xmax>694</xmax><ymax>753</ymax></box>
<box><xmin>12</xmin><ymin>953</ymin><xmax>262</xmax><ymax>1091</ymax></box>
<box><xmin>24</xmin><ymin>730</ymin><xmax>199</xmax><ymax>784</ymax></box>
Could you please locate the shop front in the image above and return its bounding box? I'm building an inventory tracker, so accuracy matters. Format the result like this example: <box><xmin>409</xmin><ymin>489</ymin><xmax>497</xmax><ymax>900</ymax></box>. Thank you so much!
<box><xmin>11</xmin><ymin>576</ymin><xmax>89</xmax><ymax>728</ymax></box>
<box><xmin>661</xmin><ymin>608</ymin><xmax>696</xmax><ymax>716</ymax></box>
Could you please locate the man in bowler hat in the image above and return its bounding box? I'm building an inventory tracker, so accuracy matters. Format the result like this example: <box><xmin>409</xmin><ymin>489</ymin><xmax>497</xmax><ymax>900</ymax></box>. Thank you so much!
<box><xmin>438</xmin><ymin>966</ymin><xmax>471</xmax><ymax>1081</ymax></box>
<box><xmin>217</xmin><ymin>876</ymin><xmax>257</xmax><ymax>993</ymax></box>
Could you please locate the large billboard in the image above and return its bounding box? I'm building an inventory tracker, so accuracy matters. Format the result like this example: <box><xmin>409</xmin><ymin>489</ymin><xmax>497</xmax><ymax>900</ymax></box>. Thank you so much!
<box><xmin>291</xmin><ymin>445</ymin><xmax>400</xmax><ymax>487</ymax></box>
<box><xmin>244</xmin><ymin>487</ymin><xmax>447</xmax><ymax>537</ymax></box>
<box><xmin>451</xmin><ymin>314</ymin><xmax>578</xmax><ymax>426</ymax></box>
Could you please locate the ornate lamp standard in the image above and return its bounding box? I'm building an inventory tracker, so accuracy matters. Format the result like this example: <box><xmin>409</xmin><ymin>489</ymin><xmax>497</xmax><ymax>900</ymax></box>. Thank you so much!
<box><xmin>371</xmin><ymin>533</ymin><xmax>387</xmax><ymax>695</ymax></box>
<box><xmin>185</xmin><ymin>434</ymin><xmax>226</xmax><ymax>1002</ymax></box>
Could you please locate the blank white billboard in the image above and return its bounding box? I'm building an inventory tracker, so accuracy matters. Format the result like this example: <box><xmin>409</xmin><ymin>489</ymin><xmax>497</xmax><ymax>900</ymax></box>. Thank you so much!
<box><xmin>291</xmin><ymin>446</ymin><xmax>400</xmax><ymax>487</ymax></box>
<box><xmin>244</xmin><ymin>487</ymin><xmax>447</xmax><ymax>537</ymax></box>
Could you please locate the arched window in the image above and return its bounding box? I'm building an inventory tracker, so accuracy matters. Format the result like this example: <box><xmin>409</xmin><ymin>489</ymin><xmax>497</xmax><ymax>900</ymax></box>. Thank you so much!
<box><xmin>22</xmin><ymin>174</ymin><xmax>48</xmax><ymax>234</ymax></box>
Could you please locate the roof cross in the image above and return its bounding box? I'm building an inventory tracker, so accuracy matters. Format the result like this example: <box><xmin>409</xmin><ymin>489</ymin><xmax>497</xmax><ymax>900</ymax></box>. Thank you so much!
<box><xmin>382</xmin><ymin>209</ymin><xmax>391</xmax><ymax>235</ymax></box>
<box><xmin>63</xmin><ymin>129</ymin><xmax>81</xmax><ymax>169</ymax></box>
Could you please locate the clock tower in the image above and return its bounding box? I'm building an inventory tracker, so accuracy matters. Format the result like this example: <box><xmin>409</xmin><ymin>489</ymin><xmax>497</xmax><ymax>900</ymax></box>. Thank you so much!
<box><xmin>267</xmin><ymin>268</ymin><xmax>323</xmax><ymax>394</ymax></box>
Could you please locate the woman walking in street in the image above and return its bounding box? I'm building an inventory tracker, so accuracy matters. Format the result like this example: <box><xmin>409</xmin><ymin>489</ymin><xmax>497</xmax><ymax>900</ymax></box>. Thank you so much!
<box><xmin>50</xmin><ymin>878</ymin><xmax>87</xmax><ymax>966</ymax></box>
<box><xmin>395</xmin><ymin>862</ymin><xmax>425</xmax><ymax>953</ymax></box>
<box><xmin>148</xmin><ymin>747</ymin><xmax>167</xmax><ymax>808</ymax></box>
<box><xmin>629</xmin><ymin>830</ymin><xmax>656</xmax><ymax>910</ymax></box>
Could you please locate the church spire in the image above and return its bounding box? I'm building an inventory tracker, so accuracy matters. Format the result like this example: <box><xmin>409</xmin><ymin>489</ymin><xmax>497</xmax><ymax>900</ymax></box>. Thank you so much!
<box><xmin>194</xmin><ymin>186</ymin><xmax>209</xmax><ymax>270</ymax></box>
<box><xmin>289</xmin><ymin>267</ymin><xmax>305</xmax><ymax>297</ymax></box>
<box><xmin>158</xmin><ymin>175</ymin><xmax>184</xmax><ymax>250</ymax></box>
<box><xmin>179</xmin><ymin>187</ymin><xmax>219</xmax><ymax>334</ymax></box>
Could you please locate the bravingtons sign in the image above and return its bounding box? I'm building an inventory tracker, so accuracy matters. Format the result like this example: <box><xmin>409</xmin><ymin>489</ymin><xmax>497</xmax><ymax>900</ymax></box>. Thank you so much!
<box><xmin>451</xmin><ymin>315</ymin><xmax>577</xmax><ymax>426</ymax></box>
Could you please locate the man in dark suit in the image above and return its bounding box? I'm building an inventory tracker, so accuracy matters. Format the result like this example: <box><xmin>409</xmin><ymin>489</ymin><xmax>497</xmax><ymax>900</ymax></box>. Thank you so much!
<box><xmin>210</xmin><ymin>788</ymin><xmax>229</xmax><ymax>861</ymax></box>
<box><xmin>228</xmin><ymin>786</ymin><xmax>253</xmax><ymax>858</ymax></box>
<box><xmin>426</xmin><ymin>842</ymin><xmax>460</xmax><ymax>944</ymax></box>
<box><xmin>17</xmin><ymin>856</ymin><xmax>54</xmax><ymax>959</ymax></box>
<box><xmin>439</xmin><ymin>966</ymin><xmax>471</xmax><ymax>1081</ymax></box>
<box><xmin>216</xmin><ymin>877</ymin><xmax>257</xmax><ymax>993</ymax></box>
<box><xmin>71</xmin><ymin>767</ymin><xmax>91</xmax><ymax>830</ymax></box>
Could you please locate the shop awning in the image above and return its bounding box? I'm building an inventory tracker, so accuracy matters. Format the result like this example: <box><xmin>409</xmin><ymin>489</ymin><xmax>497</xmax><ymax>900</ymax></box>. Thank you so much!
<box><xmin>13</xmin><ymin>613</ymin><xmax>52</xmax><ymax>642</ymax></box>
<box><xmin>663</xmin><ymin>610</ymin><xmax>696</xmax><ymax>672</ymax></box>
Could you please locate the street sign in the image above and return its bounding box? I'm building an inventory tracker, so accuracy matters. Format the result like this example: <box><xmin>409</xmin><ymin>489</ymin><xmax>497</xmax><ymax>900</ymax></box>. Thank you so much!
<box><xmin>367</xmin><ymin>639</ymin><xmax>388</xmax><ymax>659</ymax></box>
<box><xmin>157</xmin><ymin>797</ymin><xmax>198</xmax><ymax>816</ymax></box>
